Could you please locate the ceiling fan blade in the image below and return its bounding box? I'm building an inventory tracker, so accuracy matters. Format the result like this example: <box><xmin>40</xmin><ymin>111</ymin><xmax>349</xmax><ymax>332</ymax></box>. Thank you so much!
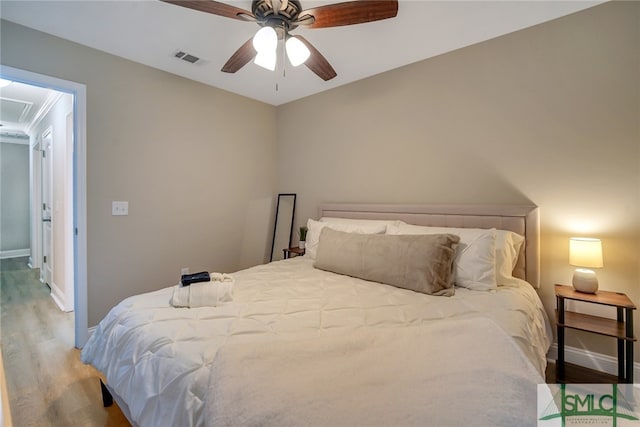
<box><xmin>221</xmin><ymin>38</ymin><xmax>257</xmax><ymax>73</ymax></box>
<box><xmin>160</xmin><ymin>0</ymin><xmax>254</xmax><ymax>22</ymax></box>
<box><xmin>299</xmin><ymin>0</ymin><xmax>398</xmax><ymax>29</ymax></box>
<box><xmin>295</xmin><ymin>36</ymin><xmax>337</xmax><ymax>81</ymax></box>
<box><xmin>271</xmin><ymin>0</ymin><xmax>280</xmax><ymax>15</ymax></box>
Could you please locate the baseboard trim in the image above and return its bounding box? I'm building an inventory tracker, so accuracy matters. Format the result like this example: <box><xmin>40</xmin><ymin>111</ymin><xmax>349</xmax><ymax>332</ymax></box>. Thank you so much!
<box><xmin>49</xmin><ymin>281</ymin><xmax>73</xmax><ymax>312</ymax></box>
<box><xmin>50</xmin><ymin>289</ymin><xmax>66</xmax><ymax>312</ymax></box>
<box><xmin>0</xmin><ymin>249</ymin><xmax>30</xmax><ymax>259</ymax></box>
<box><xmin>547</xmin><ymin>343</ymin><xmax>640</xmax><ymax>380</ymax></box>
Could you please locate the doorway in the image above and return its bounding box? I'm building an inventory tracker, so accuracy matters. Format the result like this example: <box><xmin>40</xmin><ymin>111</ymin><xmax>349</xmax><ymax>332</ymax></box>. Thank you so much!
<box><xmin>0</xmin><ymin>65</ymin><xmax>88</xmax><ymax>348</ymax></box>
<box><xmin>31</xmin><ymin>94</ymin><xmax>75</xmax><ymax>313</ymax></box>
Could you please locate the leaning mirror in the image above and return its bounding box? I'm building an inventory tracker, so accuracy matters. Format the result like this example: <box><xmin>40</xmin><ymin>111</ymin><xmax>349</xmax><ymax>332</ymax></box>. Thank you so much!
<box><xmin>270</xmin><ymin>193</ymin><xmax>296</xmax><ymax>262</ymax></box>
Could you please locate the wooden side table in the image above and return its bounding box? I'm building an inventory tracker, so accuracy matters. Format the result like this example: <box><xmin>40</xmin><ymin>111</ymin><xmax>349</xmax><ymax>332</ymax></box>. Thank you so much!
<box><xmin>555</xmin><ymin>284</ymin><xmax>636</xmax><ymax>383</ymax></box>
<box><xmin>283</xmin><ymin>247</ymin><xmax>305</xmax><ymax>259</ymax></box>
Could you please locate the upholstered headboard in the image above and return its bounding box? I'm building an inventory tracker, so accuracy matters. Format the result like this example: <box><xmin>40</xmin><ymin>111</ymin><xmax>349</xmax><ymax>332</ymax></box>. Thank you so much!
<box><xmin>318</xmin><ymin>204</ymin><xmax>540</xmax><ymax>288</ymax></box>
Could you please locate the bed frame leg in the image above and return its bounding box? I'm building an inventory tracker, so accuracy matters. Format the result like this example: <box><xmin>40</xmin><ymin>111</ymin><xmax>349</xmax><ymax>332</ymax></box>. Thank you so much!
<box><xmin>100</xmin><ymin>379</ymin><xmax>113</xmax><ymax>407</ymax></box>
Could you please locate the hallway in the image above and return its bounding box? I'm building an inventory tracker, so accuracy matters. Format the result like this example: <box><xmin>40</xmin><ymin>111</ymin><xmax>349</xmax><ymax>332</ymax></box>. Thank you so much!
<box><xmin>0</xmin><ymin>257</ymin><xmax>129</xmax><ymax>426</ymax></box>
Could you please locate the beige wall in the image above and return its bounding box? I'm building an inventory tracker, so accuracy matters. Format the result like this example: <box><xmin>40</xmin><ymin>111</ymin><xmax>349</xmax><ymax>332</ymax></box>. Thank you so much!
<box><xmin>277</xmin><ymin>2</ymin><xmax>640</xmax><ymax>359</ymax></box>
<box><xmin>1</xmin><ymin>20</ymin><xmax>278</xmax><ymax>325</ymax></box>
<box><xmin>1</xmin><ymin>2</ymin><xmax>638</xmax><ymax>362</ymax></box>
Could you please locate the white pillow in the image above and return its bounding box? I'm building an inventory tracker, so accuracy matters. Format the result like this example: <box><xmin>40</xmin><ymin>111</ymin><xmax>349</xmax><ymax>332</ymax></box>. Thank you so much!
<box><xmin>320</xmin><ymin>217</ymin><xmax>399</xmax><ymax>228</ymax></box>
<box><xmin>495</xmin><ymin>230</ymin><xmax>525</xmax><ymax>286</ymax></box>
<box><xmin>305</xmin><ymin>219</ymin><xmax>387</xmax><ymax>259</ymax></box>
<box><xmin>385</xmin><ymin>222</ymin><xmax>497</xmax><ymax>291</ymax></box>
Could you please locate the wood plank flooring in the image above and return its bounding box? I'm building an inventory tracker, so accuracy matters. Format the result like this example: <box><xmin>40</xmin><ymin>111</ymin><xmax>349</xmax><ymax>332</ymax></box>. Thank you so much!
<box><xmin>0</xmin><ymin>257</ymin><xmax>130</xmax><ymax>427</ymax></box>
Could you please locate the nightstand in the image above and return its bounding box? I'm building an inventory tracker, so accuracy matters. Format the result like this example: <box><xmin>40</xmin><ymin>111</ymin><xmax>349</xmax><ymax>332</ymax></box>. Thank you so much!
<box><xmin>555</xmin><ymin>284</ymin><xmax>636</xmax><ymax>383</ymax></box>
<box><xmin>283</xmin><ymin>247</ymin><xmax>305</xmax><ymax>259</ymax></box>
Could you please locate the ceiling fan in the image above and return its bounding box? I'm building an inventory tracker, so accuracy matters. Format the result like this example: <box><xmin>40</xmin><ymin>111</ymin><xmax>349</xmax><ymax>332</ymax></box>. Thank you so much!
<box><xmin>161</xmin><ymin>0</ymin><xmax>399</xmax><ymax>81</ymax></box>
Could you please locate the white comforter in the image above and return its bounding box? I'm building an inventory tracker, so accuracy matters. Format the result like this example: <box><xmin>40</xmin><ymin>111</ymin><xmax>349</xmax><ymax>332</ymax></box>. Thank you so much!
<box><xmin>81</xmin><ymin>257</ymin><xmax>551</xmax><ymax>427</ymax></box>
<box><xmin>207</xmin><ymin>317</ymin><xmax>544</xmax><ymax>427</ymax></box>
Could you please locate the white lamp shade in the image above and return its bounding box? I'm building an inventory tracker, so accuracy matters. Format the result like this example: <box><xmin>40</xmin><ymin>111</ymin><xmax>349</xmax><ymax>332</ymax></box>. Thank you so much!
<box><xmin>286</xmin><ymin>36</ymin><xmax>310</xmax><ymax>67</ymax></box>
<box><xmin>569</xmin><ymin>237</ymin><xmax>603</xmax><ymax>268</ymax></box>
<box><xmin>252</xmin><ymin>26</ymin><xmax>278</xmax><ymax>53</ymax></box>
<box><xmin>0</xmin><ymin>78</ymin><xmax>12</xmax><ymax>88</ymax></box>
<box><xmin>254</xmin><ymin>51</ymin><xmax>277</xmax><ymax>71</ymax></box>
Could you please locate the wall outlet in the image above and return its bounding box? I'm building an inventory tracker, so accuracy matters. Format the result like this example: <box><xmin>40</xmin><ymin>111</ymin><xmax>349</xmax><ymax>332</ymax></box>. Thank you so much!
<box><xmin>181</xmin><ymin>267</ymin><xmax>190</xmax><ymax>275</ymax></box>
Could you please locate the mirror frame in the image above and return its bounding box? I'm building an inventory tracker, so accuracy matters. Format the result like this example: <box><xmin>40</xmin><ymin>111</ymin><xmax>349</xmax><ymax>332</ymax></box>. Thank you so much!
<box><xmin>270</xmin><ymin>193</ymin><xmax>297</xmax><ymax>262</ymax></box>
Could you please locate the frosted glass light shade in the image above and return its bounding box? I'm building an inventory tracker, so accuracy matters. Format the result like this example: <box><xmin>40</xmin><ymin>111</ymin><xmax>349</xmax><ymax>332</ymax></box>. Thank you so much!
<box><xmin>252</xmin><ymin>27</ymin><xmax>277</xmax><ymax>53</ymax></box>
<box><xmin>286</xmin><ymin>36</ymin><xmax>310</xmax><ymax>67</ymax></box>
<box><xmin>254</xmin><ymin>51</ymin><xmax>276</xmax><ymax>71</ymax></box>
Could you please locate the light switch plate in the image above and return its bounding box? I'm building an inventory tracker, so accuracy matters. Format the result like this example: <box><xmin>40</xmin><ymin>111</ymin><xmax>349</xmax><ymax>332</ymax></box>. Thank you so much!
<box><xmin>112</xmin><ymin>201</ymin><xmax>129</xmax><ymax>216</ymax></box>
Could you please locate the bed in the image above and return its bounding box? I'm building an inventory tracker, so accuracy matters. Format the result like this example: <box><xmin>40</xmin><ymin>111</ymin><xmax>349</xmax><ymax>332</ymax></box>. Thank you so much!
<box><xmin>81</xmin><ymin>203</ymin><xmax>552</xmax><ymax>427</ymax></box>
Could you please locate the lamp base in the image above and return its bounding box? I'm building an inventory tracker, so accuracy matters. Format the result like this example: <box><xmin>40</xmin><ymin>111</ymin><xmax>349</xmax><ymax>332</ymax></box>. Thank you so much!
<box><xmin>572</xmin><ymin>269</ymin><xmax>599</xmax><ymax>293</ymax></box>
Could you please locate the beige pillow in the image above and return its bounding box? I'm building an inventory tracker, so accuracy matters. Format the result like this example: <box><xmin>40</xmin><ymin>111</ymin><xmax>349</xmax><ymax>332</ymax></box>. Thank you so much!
<box><xmin>386</xmin><ymin>222</ymin><xmax>497</xmax><ymax>291</ymax></box>
<box><xmin>305</xmin><ymin>218</ymin><xmax>387</xmax><ymax>259</ymax></box>
<box><xmin>314</xmin><ymin>228</ymin><xmax>460</xmax><ymax>296</ymax></box>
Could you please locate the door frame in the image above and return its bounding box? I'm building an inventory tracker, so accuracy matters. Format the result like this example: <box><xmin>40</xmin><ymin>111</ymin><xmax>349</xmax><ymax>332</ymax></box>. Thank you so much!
<box><xmin>31</xmin><ymin>139</ymin><xmax>42</xmax><ymax>272</ymax></box>
<box><xmin>0</xmin><ymin>65</ymin><xmax>88</xmax><ymax>348</ymax></box>
<box><xmin>41</xmin><ymin>127</ymin><xmax>53</xmax><ymax>288</ymax></box>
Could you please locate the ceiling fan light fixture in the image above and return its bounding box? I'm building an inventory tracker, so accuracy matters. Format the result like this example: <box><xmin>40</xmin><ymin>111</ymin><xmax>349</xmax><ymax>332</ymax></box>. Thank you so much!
<box><xmin>254</xmin><ymin>51</ymin><xmax>277</xmax><ymax>71</ymax></box>
<box><xmin>252</xmin><ymin>26</ymin><xmax>278</xmax><ymax>53</ymax></box>
<box><xmin>163</xmin><ymin>0</ymin><xmax>399</xmax><ymax>81</ymax></box>
<box><xmin>285</xmin><ymin>36</ymin><xmax>310</xmax><ymax>67</ymax></box>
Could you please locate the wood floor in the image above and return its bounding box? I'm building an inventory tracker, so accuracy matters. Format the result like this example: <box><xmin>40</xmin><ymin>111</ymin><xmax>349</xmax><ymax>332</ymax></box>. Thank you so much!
<box><xmin>0</xmin><ymin>257</ymin><xmax>130</xmax><ymax>427</ymax></box>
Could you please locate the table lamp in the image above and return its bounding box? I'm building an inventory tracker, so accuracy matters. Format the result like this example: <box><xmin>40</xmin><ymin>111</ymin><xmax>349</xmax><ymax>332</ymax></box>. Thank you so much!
<box><xmin>569</xmin><ymin>237</ymin><xmax>603</xmax><ymax>293</ymax></box>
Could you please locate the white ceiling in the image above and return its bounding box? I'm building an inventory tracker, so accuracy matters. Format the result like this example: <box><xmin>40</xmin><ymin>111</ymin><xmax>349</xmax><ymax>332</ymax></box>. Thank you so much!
<box><xmin>1</xmin><ymin>0</ymin><xmax>603</xmax><ymax>107</ymax></box>
<box><xmin>0</xmin><ymin>80</ymin><xmax>62</xmax><ymax>136</ymax></box>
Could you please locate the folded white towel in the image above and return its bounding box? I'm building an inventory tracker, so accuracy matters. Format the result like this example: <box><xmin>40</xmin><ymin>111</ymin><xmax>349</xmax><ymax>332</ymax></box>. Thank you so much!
<box><xmin>171</xmin><ymin>273</ymin><xmax>234</xmax><ymax>308</ymax></box>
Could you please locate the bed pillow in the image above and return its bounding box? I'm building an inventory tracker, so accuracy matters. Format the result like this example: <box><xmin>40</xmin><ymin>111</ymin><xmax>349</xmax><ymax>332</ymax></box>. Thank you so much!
<box><xmin>495</xmin><ymin>230</ymin><xmax>525</xmax><ymax>286</ymax></box>
<box><xmin>305</xmin><ymin>219</ymin><xmax>387</xmax><ymax>259</ymax></box>
<box><xmin>386</xmin><ymin>222</ymin><xmax>497</xmax><ymax>291</ymax></box>
<box><xmin>319</xmin><ymin>217</ymin><xmax>399</xmax><ymax>228</ymax></box>
<box><xmin>314</xmin><ymin>227</ymin><xmax>460</xmax><ymax>296</ymax></box>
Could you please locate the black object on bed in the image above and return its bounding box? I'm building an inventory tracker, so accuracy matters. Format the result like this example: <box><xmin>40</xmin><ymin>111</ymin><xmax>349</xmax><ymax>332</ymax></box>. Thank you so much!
<box><xmin>180</xmin><ymin>272</ymin><xmax>211</xmax><ymax>287</ymax></box>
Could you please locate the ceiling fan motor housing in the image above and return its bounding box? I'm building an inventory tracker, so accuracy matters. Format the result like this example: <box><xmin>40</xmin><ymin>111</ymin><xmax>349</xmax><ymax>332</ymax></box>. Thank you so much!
<box><xmin>252</xmin><ymin>0</ymin><xmax>303</xmax><ymax>32</ymax></box>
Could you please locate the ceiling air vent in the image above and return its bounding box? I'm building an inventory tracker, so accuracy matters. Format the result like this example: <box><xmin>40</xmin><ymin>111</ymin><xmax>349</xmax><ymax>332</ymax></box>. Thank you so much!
<box><xmin>174</xmin><ymin>50</ymin><xmax>200</xmax><ymax>64</ymax></box>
